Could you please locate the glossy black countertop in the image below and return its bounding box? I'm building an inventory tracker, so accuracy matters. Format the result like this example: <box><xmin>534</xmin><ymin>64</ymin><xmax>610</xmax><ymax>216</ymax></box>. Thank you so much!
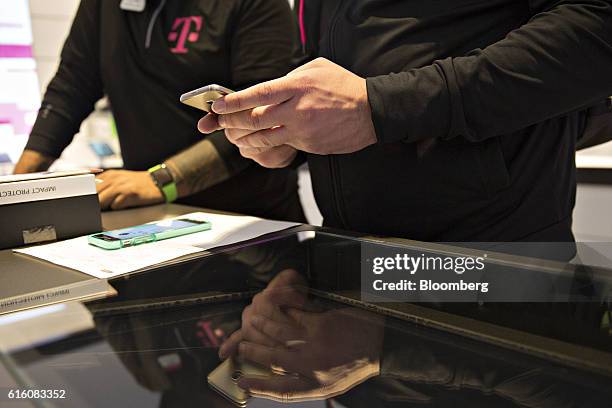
<box><xmin>1</xmin><ymin>229</ymin><xmax>611</xmax><ymax>407</ymax></box>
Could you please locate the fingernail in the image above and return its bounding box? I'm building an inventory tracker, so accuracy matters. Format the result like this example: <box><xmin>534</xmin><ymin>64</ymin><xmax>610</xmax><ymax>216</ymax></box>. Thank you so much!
<box><xmin>212</xmin><ymin>99</ymin><xmax>226</xmax><ymax>114</ymax></box>
<box><xmin>218</xmin><ymin>347</ymin><xmax>227</xmax><ymax>360</ymax></box>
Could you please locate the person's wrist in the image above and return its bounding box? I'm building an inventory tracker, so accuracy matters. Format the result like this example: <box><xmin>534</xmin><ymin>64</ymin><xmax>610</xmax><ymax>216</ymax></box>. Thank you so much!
<box><xmin>163</xmin><ymin>160</ymin><xmax>189</xmax><ymax>197</ymax></box>
<box><xmin>148</xmin><ymin>163</ymin><xmax>177</xmax><ymax>203</ymax></box>
<box><xmin>358</xmin><ymin>77</ymin><xmax>378</xmax><ymax>146</ymax></box>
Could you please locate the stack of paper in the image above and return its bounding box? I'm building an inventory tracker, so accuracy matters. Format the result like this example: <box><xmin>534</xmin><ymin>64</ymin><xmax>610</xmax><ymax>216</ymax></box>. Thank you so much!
<box><xmin>15</xmin><ymin>212</ymin><xmax>299</xmax><ymax>279</ymax></box>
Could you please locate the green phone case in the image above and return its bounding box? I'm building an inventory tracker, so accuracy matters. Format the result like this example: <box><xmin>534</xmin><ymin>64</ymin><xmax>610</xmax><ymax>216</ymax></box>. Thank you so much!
<box><xmin>87</xmin><ymin>220</ymin><xmax>211</xmax><ymax>250</ymax></box>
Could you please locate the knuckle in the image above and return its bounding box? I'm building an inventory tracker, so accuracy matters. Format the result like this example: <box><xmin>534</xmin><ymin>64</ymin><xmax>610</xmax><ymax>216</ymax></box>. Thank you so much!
<box><xmin>249</xmin><ymin>111</ymin><xmax>262</xmax><ymax>129</ymax></box>
<box><xmin>299</xmin><ymin>77</ymin><xmax>315</xmax><ymax>94</ymax></box>
<box><xmin>296</xmin><ymin>105</ymin><xmax>315</xmax><ymax>123</ymax></box>
<box><xmin>242</xmin><ymin>305</ymin><xmax>252</xmax><ymax>322</ymax></box>
<box><xmin>239</xmin><ymin>342</ymin><xmax>251</xmax><ymax>356</ymax></box>
<box><xmin>260</xmin><ymin>319</ymin><xmax>274</xmax><ymax>335</ymax></box>
<box><xmin>231</xmin><ymin>95</ymin><xmax>242</xmax><ymax>112</ymax></box>
<box><xmin>239</xmin><ymin>146</ymin><xmax>254</xmax><ymax>159</ymax></box>
<box><xmin>258</xmin><ymin>156</ymin><xmax>278</xmax><ymax>168</ymax></box>
<box><xmin>230</xmin><ymin>329</ymin><xmax>243</xmax><ymax>344</ymax></box>
<box><xmin>221</xmin><ymin>114</ymin><xmax>234</xmax><ymax>128</ymax></box>
<box><xmin>252</xmin><ymin>293</ymin><xmax>266</xmax><ymax>311</ymax></box>
<box><xmin>273</xmin><ymin>325</ymin><xmax>285</xmax><ymax>340</ymax></box>
<box><xmin>225</xmin><ymin>128</ymin><xmax>237</xmax><ymax>142</ymax></box>
<box><xmin>258</xmin><ymin>83</ymin><xmax>275</xmax><ymax>105</ymax></box>
<box><xmin>261</xmin><ymin>150</ymin><xmax>288</xmax><ymax>168</ymax></box>
<box><xmin>258</xmin><ymin>319</ymin><xmax>271</xmax><ymax>335</ymax></box>
<box><xmin>256</xmin><ymin>134</ymin><xmax>273</xmax><ymax>148</ymax></box>
<box><xmin>243</xmin><ymin>324</ymin><xmax>256</xmax><ymax>340</ymax></box>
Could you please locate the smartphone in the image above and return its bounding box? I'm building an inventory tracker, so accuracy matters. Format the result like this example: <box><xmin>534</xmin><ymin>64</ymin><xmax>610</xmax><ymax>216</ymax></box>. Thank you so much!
<box><xmin>88</xmin><ymin>218</ymin><xmax>211</xmax><ymax>250</ymax></box>
<box><xmin>208</xmin><ymin>358</ymin><xmax>273</xmax><ymax>407</ymax></box>
<box><xmin>180</xmin><ymin>84</ymin><xmax>235</xmax><ymax>112</ymax></box>
<box><xmin>89</xmin><ymin>142</ymin><xmax>115</xmax><ymax>158</ymax></box>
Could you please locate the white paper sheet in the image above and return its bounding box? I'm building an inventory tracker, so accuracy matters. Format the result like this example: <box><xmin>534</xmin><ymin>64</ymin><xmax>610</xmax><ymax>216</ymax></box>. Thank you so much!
<box><xmin>15</xmin><ymin>212</ymin><xmax>299</xmax><ymax>279</ymax></box>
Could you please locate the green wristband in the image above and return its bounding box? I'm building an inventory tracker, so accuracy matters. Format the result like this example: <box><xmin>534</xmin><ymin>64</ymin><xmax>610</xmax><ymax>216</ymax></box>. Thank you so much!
<box><xmin>161</xmin><ymin>181</ymin><xmax>178</xmax><ymax>203</ymax></box>
<box><xmin>148</xmin><ymin>164</ymin><xmax>178</xmax><ymax>203</ymax></box>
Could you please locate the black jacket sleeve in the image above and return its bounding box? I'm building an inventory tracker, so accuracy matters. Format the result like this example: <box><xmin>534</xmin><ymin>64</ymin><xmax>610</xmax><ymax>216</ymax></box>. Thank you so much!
<box><xmin>207</xmin><ymin>0</ymin><xmax>296</xmax><ymax>164</ymax></box>
<box><xmin>366</xmin><ymin>0</ymin><xmax>612</xmax><ymax>144</ymax></box>
<box><xmin>25</xmin><ymin>0</ymin><xmax>103</xmax><ymax>158</ymax></box>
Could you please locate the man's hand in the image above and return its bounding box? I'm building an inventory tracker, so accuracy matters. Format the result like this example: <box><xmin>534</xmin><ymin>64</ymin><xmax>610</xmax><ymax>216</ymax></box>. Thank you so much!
<box><xmin>96</xmin><ymin>170</ymin><xmax>164</xmax><ymax>210</ymax></box>
<box><xmin>198</xmin><ymin>58</ymin><xmax>377</xmax><ymax>167</ymax></box>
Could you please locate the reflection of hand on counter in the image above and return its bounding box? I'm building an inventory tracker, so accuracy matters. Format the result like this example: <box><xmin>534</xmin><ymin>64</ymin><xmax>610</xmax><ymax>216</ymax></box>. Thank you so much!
<box><xmin>239</xmin><ymin>307</ymin><xmax>383</xmax><ymax>403</ymax></box>
<box><xmin>96</xmin><ymin>169</ymin><xmax>163</xmax><ymax>210</ymax></box>
<box><xmin>219</xmin><ymin>269</ymin><xmax>308</xmax><ymax>358</ymax></box>
<box><xmin>219</xmin><ymin>269</ymin><xmax>385</xmax><ymax>402</ymax></box>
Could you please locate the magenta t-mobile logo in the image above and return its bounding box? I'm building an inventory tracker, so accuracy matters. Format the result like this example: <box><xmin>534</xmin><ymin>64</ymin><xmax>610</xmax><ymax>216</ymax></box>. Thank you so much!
<box><xmin>168</xmin><ymin>16</ymin><xmax>203</xmax><ymax>54</ymax></box>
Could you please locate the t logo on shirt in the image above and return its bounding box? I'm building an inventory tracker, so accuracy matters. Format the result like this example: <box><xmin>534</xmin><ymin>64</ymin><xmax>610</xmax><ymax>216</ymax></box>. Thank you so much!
<box><xmin>168</xmin><ymin>16</ymin><xmax>203</xmax><ymax>54</ymax></box>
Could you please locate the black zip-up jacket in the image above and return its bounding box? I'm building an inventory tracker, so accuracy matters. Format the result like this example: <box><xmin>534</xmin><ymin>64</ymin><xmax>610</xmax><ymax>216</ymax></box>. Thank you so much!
<box><xmin>298</xmin><ymin>0</ymin><xmax>612</xmax><ymax>242</ymax></box>
<box><xmin>25</xmin><ymin>0</ymin><xmax>303</xmax><ymax>221</ymax></box>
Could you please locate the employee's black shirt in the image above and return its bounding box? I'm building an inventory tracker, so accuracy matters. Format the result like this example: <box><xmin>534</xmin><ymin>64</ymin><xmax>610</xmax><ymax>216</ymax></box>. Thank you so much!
<box><xmin>26</xmin><ymin>0</ymin><xmax>302</xmax><ymax>220</ymax></box>
<box><xmin>299</xmin><ymin>0</ymin><xmax>612</xmax><ymax>242</ymax></box>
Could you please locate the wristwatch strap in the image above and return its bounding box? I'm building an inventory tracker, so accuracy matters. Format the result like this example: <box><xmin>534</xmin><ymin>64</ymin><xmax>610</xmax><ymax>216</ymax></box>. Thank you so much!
<box><xmin>148</xmin><ymin>164</ymin><xmax>178</xmax><ymax>203</ymax></box>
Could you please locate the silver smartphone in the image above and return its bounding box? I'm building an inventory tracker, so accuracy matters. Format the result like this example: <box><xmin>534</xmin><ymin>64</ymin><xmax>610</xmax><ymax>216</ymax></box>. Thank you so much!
<box><xmin>208</xmin><ymin>358</ymin><xmax>273</xmax><ymax>407</ymax></box>
<box><xmin>180</xmin><ymin>84</ymin><xmax>235</xmax><ymax>112</ymax></box>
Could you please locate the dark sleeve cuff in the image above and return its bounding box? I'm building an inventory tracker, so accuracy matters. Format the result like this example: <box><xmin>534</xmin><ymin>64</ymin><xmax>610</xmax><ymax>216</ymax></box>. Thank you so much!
<box><xmin>24</xmin><ymin>107</ymin><xmax>79</xmax><ymax>158</ymax></box>
<box><xmin>366</xmin><ymin>62</ymin><xmax>452</xmax><ymax>145</ymax></box>
<box><xmin>207</xmin><ymin>130</ymin><xmax>252</xmax><ymax>174</ymax></box>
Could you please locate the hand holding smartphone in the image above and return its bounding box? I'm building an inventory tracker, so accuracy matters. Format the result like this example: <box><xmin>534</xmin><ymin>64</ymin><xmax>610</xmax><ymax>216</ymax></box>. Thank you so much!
<box><xmin>180</xmin><ymin>84</ymin><xmax>235</xmax><ymax>112</ymax></box>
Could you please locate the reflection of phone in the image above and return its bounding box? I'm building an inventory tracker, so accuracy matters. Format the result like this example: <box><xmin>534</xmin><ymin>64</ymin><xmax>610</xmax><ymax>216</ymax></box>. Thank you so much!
<box><xmin>87</xmin><ymin>218</ymin><xmax>211</xmax><ymax>250</ymax></box>
<box><xmin>208</xmin><ymin>358</ymin><xmax>272</xmax><ymax>407</ymax></box>
<box><xmin>180</xmin><ymin>84</ymin><xmax>235</xmax><ymax>112</ymax></box>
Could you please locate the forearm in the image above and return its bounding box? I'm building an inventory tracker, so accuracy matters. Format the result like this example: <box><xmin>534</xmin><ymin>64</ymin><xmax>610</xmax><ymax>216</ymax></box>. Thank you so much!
<box><xmin>13</xmin><ymin>150</ymin><xmax>55</xmax><ymax>174</ymax></box>
<box><xmin>21</xmin><ymin>0</ymin><xmax>103</xmax><ymax>160</ymax></box>
<box><xmin>164</xmin><ymin>138</ymin><xmax>232</xmax><ymax>197</ymax></box>
<box><xmin>368</xmin><ymin>0</ymin><xmax>612</xmax><ymax>144</ymax></box>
